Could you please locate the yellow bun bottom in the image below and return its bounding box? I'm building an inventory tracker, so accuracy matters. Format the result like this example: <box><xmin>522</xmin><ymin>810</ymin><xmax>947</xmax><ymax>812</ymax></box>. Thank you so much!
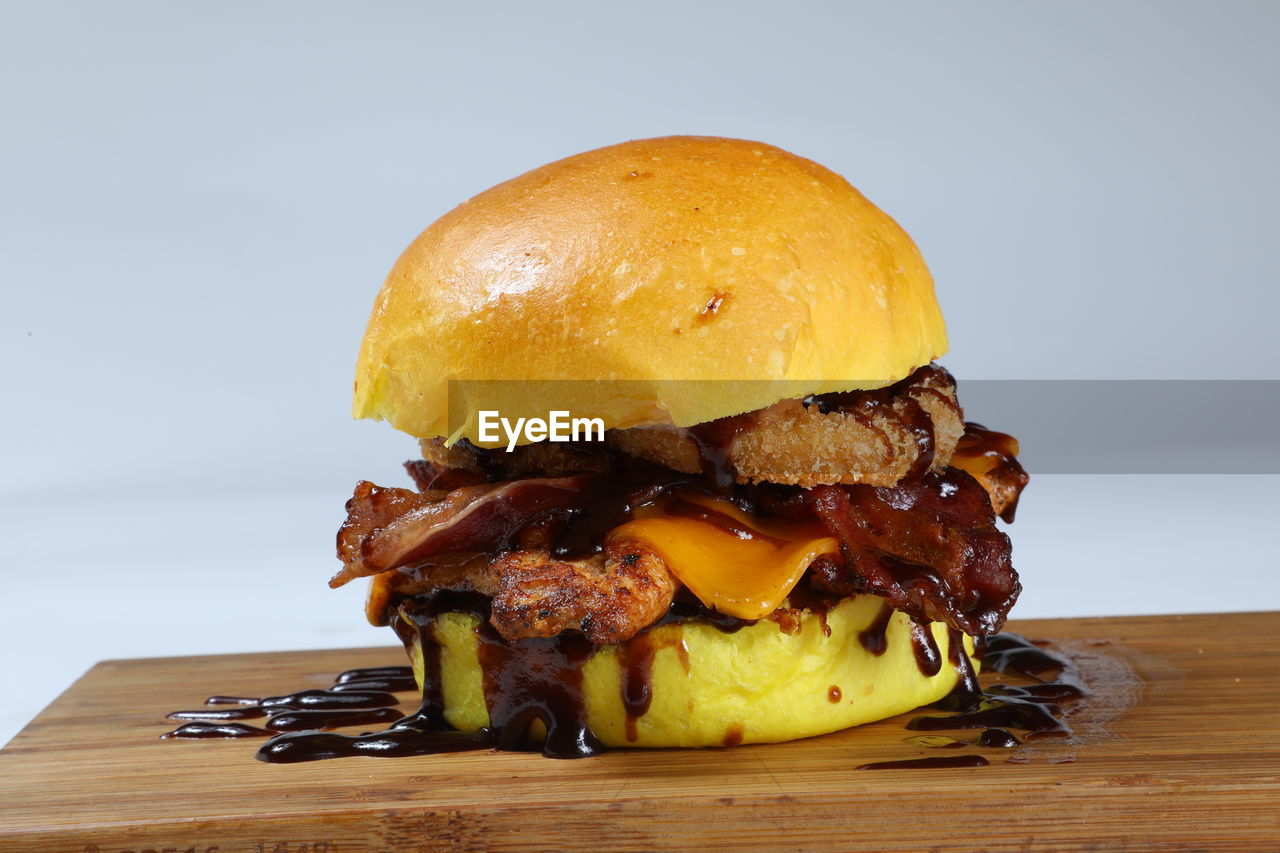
<box><xmin>407</xmin><ymin>595</ymin><xmax>977</xmax><ymax>748</ymax></box>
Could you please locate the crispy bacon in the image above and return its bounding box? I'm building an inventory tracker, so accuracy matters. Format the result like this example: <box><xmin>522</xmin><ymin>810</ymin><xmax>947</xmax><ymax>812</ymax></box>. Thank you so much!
<box><xmin>805</xmin><ymin>468</ymin><xmax>1020</xmax><ymax>635</ymax></box>
<box><xmin>949</xmin><ymin>422</ymin><xmax>1030</xmax><ymax>522</ymax></box>
<box><xmin>331</xmin><ymin>476</ymin><xmax>598</xmax><ymax>588</ymax></box>
<box><xmin>338</xmin><ymin>436</ymin><xmax>1024</xmax><ymax>639</ymax></box>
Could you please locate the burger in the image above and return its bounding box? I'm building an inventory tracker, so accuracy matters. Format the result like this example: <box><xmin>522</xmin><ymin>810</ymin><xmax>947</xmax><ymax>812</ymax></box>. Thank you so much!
<box><xmin>333</xmin><ymin>135</ymin><xmax>1028</xmax><ymax>757</ymax></box>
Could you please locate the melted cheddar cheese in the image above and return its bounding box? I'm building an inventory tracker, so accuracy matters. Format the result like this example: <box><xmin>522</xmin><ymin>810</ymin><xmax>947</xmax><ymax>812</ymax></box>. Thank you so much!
<box><xmin>609</xmin><ymin>493</ymin><xmax>838</xmax><ymax>620</ymax></box>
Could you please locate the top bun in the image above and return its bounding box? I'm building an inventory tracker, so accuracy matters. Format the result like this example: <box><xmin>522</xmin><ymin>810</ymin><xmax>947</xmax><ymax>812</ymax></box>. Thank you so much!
<box><xmin>354</xmin><ymin>136</ymin><xmax>947</xmax><ymax>444</ymax></box>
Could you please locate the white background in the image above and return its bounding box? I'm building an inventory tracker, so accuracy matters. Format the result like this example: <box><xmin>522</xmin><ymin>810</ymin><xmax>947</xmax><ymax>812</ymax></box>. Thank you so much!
<box><xmin>2</xmin><ymin>2</ymin><xmax>1278</xmax><ymax>744</ymax></box>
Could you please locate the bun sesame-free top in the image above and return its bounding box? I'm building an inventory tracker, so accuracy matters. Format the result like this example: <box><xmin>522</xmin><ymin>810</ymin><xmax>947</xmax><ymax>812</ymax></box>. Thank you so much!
<box><xmin>354</xmin><ymin>136</ymin><xmax>947</xmax><ymax>444</ymax></box>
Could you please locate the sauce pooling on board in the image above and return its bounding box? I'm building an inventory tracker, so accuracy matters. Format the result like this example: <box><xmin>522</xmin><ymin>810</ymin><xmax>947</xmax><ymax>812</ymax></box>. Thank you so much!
<box><xmin>162</xmin><ymin>684</ymin><xmax>411</xmax><ymax>739</ymax></box>
<box><xmin>858</xmin><ymin>754</ymin><xmax>991</xmax><ymax>770</ymax></box>
<box><xmin>162</xmin><ymin>583</ymin><xmax>1085</xmax><ymax>766</ymax></box>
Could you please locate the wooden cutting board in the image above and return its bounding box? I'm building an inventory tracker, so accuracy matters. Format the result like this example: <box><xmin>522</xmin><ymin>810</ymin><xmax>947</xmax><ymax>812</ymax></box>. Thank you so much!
<box><xmin>2</xmin><ymin>611</ymin><xmax>1278</xmax><ymax>852</ymax></box>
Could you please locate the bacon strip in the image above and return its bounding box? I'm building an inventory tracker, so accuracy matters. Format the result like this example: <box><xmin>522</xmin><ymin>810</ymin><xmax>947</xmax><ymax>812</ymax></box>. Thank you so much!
<box><xmin>331</xmin><ymin>476</ymin><xmax>597</xmax><ymax>588</ymax></box>
<box><xmin>949</xmin><ymin>422</ymin><xmax>1030</xmax><ymax>522</ymax></box>
<box><xmin>337</xmin><ymin>456</ymin><xmax>1023</xmax><ymax>638</ymax></box>
<box><xmin>805</xmin><ymin>468</ymin><xmax>1020</xmax><ymax>635</ymax></box>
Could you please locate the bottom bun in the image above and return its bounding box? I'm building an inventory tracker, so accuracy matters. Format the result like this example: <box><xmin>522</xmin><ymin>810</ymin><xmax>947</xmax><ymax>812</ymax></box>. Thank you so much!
<box><xmin>407</xmin><ymin>594</ymin><xmax>977</xmax><ymax>748</ymax></box>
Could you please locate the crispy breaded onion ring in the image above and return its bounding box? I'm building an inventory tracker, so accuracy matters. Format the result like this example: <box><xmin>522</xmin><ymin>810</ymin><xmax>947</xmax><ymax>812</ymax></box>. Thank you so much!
<box><xmin>419</xmin><ymin>365</ymin><xmax>963</xmax><ymax>489</ymax></box>
<box><xmin>609</xmin><ymin>364</ymin><xmax>963</xmax><ymax>488</ymax></box>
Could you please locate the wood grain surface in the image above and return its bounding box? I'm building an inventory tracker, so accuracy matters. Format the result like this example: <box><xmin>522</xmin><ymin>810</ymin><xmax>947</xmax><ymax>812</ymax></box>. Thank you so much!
<box><xmin>1</xmin><ymin>612</ymin><xmax>1278</xmax><ymax>852</ymax></box>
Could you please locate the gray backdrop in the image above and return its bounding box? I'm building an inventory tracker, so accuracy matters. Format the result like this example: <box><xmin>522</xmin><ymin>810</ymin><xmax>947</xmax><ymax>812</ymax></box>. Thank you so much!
<box><xmin>3</xmin><ymin>1</ymin><xmax>1278</xmax><ymax>502</ymax></box>
<box><xmin>3</xmin><ymin>0</ymin><xmax>1279</xmax><ymax>744</ymax></box>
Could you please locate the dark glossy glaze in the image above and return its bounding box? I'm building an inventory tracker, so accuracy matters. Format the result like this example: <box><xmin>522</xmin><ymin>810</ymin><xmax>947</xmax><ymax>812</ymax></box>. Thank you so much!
<box><xmin>946</xmin><ymin>627</ymin><xmax>981</xmax><ymax>697</ymax></box>
<box><xmin>163</xmin><ymin>722</ymin><xmax>272</xmax><ymax>739</ymax></box>
<box><xmin>162</xmin><ymin>599</ymin><xmax>1075</xmax><ymax>770</ymax></box>
<box><xmin>952</xmin><ymin>422</ymin><xmax>1030</xmax><ymax>522</ymax></box>
<box><xmin>857</xmin><ymin>754</ymin><xmax>990</xmax><ymax>770</ymax></box>
<box><xmin>976</xmin><ymin>727</ymin><xmax>1021</xmax><ymax>748</ymax></box>
<box><xmin>204</xmin><ymin>695</ymin><xmax>258</xmax><ymax>705</ymax></box>
<box><xmin>657</xmin><ymin>595</ymin><xmax>757</xmax><ymax>634</ymax></box>
<box><xmin>909</xmin><ymin>689</ymin><xmax>1069</xmax><ymax>738</ymax></box>
<box><xmin>619</xmin><ymin>632</ymin><xmax>660</xmax><ymax>742</ymax></box>
<box><xmin>804</xmin><ymin>468</ymin><xmax>1020</xmax><ymax>637</ymax></box>
<box><xmin>777</xmin><ymin>580</ymin><xmax>834</xmax><ymax>637</ymax></box>
<box><xmin>258</xmin><ymin>728</ymin><xmax>491</xmax><ymax>762</ymax></box>
<box><xmin>163</xmin><ymin>688</ymin><xmax>407</xmax><ymax>741</ymax></box>
<box><xmin>335</xmin><ymin>665</ymin><xmax>416</xmax><ymax>684</ymax></box>
<box><xmin>167</xmin><ymin>706</ymin><xmax>265</xmax><ymax>722</ymax></box>
<box><xmin>685</xmin><ymin>412</ymin><xmax>759</xmax><ymax>493</ymax></box>
<box><xmin>982</xmin><ymin>633</ymin><xmax>1080</xmax><ymax>681</ymax></box>
<box><xmin>263</xmin><ymin>707</ymin><xmax>405</xmax><ymax>732</ymax></box>
<box><xmin>329</xmin><ymin>677</ymin><xmax>418</xmax><ymax>693</ymax></box>
<box><xmin>259</xmin><ymin>689</ymin><xmax>400</xmax><ymax>710</ymax></box>
<box><xmin>250</xmin><ymin>590</ymin><xmax>605</xmax><ymax>761</ymax></box>
<box><xmin>329</xmin><ymin>665</ymin><xmax>418</xmax><ymax>693</ymax></box>
<box><xmin>548</xmin><ymin>480</ymin><xmax>659</xmax><ymax>559</ymax></box>
<box><xmin>389</xmin><ymin>590</ymin><xmax>486</xmax><ymax>731</ymax></box>
<box><xmin>906</xmin><ymin>728</ymin><xmax>1021</xmax><ymax>749</ymax></box>
<box><xmin>662</xmin><ymin>495</ymin><xmax>786</xmax><ymax>545</ymax></box>
<box><xmin>248</xmin><ymin>594</ymin><xmax>488</xmax><ymax>761</ymax></box>
<box><xmin>909</xmin><ymin>621</ymin><xmax>943</xmax><ymax>677</ymax></box>
<box><xmin>803</xmin><ymin>364</ymin><xmax>956</xmax><ymax>480</ymax></box>
<box><xmin>915</xmin><ymin>632</ymin><xmax>1084</xmax><ymax>739</ymax></box>
<box><xmin>858</xmin><ymin>601</ymin><xmax>894</xmax><ymax>655</ymax></box>
<box><xmin>474</xmin><ymin>618</ymin><xmax>604</xmax><ymax>758</ymax></box>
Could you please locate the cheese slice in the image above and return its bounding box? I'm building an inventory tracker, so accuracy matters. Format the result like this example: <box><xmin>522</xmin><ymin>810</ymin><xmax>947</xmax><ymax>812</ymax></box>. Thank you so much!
<box><xmin>609</xmin><ymin>493</ymin><xmax>839</xmax><ymax>620</ymax></box>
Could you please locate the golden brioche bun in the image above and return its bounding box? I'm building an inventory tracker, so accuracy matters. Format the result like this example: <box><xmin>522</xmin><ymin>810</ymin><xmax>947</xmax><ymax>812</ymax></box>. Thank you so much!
<box><xmin>406</xmin><ymin>595</ymin><xmax>975</xmax><ymax>748</ymax></box>
<box><xmin>353</xmin><ymin>136</ymin><xmax>947</xmax><ymax>445</ymax></box>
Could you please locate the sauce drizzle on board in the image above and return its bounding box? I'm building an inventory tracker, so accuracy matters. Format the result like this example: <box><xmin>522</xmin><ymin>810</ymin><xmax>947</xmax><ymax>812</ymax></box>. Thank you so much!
<box><xmin>858</xmin><ymin>754</ymin><xmax>991</xmax><ymax>770</ymax></box>
<box><xmin>162</xmin><ymin>588</ymin><xmax>1086</xmax><ymax>766</ymax></box>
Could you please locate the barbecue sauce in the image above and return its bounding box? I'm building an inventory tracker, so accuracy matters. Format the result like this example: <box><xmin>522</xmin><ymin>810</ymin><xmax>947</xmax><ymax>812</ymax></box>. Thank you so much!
<box><xmin>905</xmin><ymin>729</ymin><xmax>1021</xmax><ymax>750</ymax></box>
<box><xmin>947</xmin><ymin>627</ymin><xmax>981</xmax><ymax>697</ymax></box>
<box><xmin>848</xmin><ymin>631</ymin><xmax>1084</xmax><ymax>769</ymax></box>
<box><xmin>257</xmin><ymin>591</ymin><xmax>604</xmax><ymax>761</ymax></box>
<box><xmin>474</xmin><ymin>620</ymin><xmax>603</xmax><ymax>757</ymax></box>
<box><xmin>951</xmin><ymin>422</ymin><xmax>1030</xmax><ymax>522</ymax></box>
<box><xmin>162</xmin><ymin>687</ymin><xmax>408</xmax><ymax>740</ymax></box>
<box><xmin>163</xmin><ymin>614</ymin><xmax>1083</xmax><ymax>768</ymax></box>
<box><xmin>857</xmin><ymin>755</ymin><xmax>990</xmax><ymax>770</ymax></box>
<box><xmin>163</xmin><ymin>722</ymin><xmax>272</xmax><ymax>739</ymax></box>
<box><xmin>260</xmin><ymin>707</ymin><xmax>405</xmax><ymax>732</ymax></box>
<box><xmin>912</xmin><ymin>632</ymin><xmax>1084</xmax><ymax>739</ymax></box>
<box><xmin>909</xmin><ymin>620</ymin><xmax>943</xmax><ymax>677</ymax></box>
<box><xmin>802</xmin><ymin>364</ymin><xmax>958</xmax><ymax>480</ymax></box>
<box><xmin>685</xmin><ymin>412</ymin><xmax>758</xmax><ymax>493</ymax></box>
<box><xmin>160</xmin><ymin>361</ymin><xmax>1054</xmax><ymax>766</ymax></box>
<box><xmin>617</xmin><ymin>626</ymin><xmax>692</xmax><ymax>742</ymax></box>
<box><xmin>619</xmin><ymin>632</ymin><xmax>659</xmax><ymax>742</ymax></box>
<box><xmin>858</xmin><ymin>602</ymin><xmax>893</xmax><ymax>655</ymax></box>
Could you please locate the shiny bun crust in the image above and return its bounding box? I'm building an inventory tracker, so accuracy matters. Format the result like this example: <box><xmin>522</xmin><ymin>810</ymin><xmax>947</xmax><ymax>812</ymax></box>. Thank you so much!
<box><xmin>355</xmin><ymin>135</ymin><xmax>948</xmax><ymax>444</ymax></box>
<box><xmin>408</xmin><ymin>595</ymin><xmax>976</xmax><ymax>748</ymax></box>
